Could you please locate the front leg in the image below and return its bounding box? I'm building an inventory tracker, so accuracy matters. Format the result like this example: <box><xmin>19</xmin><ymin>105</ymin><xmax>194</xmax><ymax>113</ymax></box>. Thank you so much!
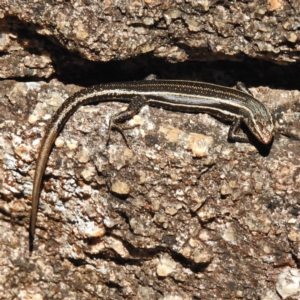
<box><xmin>228</xmin><ymin>118</ymin><xmax>249</xmax><ymax>143</ymax></box>
<box><xmin>107</xmin><ymin>95</ymin><xmax>147</xmax><ymax>148</ymax></box>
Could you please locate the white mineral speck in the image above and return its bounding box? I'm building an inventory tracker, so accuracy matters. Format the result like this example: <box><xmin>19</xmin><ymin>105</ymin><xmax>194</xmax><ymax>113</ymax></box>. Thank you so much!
<box><xmin>222</xmin><ymin>223</ymin><xmax>237</xmax><ymax>244</ymax></box>
<box><xmin>157</xmin><ymin>255</ymin><xmax>177</xmax><ymax>277</ymax></box>
<box><xmin>261</xmin><ymin>290</ymin><xmax>281</xmax><ymax>300</ymax></box>
<box><xmin>188</xmin><ymin>133</ymin><xmax>214</xmax><ymax>157</ymax></box>
<box><xmin>191</xmin><ymin>248</ymin><xmax>213</xmax><ymax>264</ymax></box>
<box><xmin>66</xmin><ymin>139</ymin><xmax>78</xmax><ymax>150</ymax></box>
<box><xmin>55</xmin><ymin>137</ymin><xmax>64</xmax><ymax>148</ymax></box>
<box><xmin>111</xmin><ymin>180</ymin><xmax>130</xmax><ymax>195</ymax></box>
<box><xmin>220</xmin><ymin>184</ymin><xmax>232</xmax><ymax>196</ymax></box>
<box><xmin>276</xmin><ymin>268</ymin><xmax>300</xmax><ymax>299</ymax></box>
<box><xmin>75</xmin><ymin>147</ymin><xmax>90</xmax><ymax>163</ymax></box>
<box><xmin>81</xmin><ymin>166</ymin><xmax>96</xmax><ymax>182</ymax></box>
<box><xmin>82</xmin><ymin>222</ymin><xmax>106</xmax><ymax>238</ymax></box>
<box><xmin>26</xmin><ymin>82</ymin><xmax>41</xmax><ymax>91</ymax></box>
<box><xmin>162</xmin><ymin>296</ymin><xmax>184</xmax><ymax>300</ymax></box>
<box><xmin>105</xmin><ymin>236</ymin><xmax>129</xmax><ymax>258</ymax></box>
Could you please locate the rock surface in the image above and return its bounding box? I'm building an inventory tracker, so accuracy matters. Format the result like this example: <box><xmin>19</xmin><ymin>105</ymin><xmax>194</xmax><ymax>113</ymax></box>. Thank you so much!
<box><xmin>1</xmin><ymin>1</ymin><xmax>300</xmax><ymax>299</ymax></box>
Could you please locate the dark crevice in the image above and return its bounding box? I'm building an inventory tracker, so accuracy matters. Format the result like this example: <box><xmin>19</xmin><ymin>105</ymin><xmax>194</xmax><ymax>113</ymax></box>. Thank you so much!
<box><xmin>83</xmin><ymin>232</ymin><xmax>210</xmax><ymax>273</ymax></box>
<box><xmin>67</xmin><ymin>257</ymin><xmax>88</xmax><ymax>267</ymax></box>
<box><xmin>291</xmin><ymin>252</ymin><xmax>300</xmax><ymax>268</ymax></box>
<box><xmin>1</xmin><ymin>16</ymin><xmax>300</xmax><ymax>90</ymax></box>
<box><xmin>106</xmin><ymin>281</ymin><xmax>122</xmax><ymax>290</ymax></box>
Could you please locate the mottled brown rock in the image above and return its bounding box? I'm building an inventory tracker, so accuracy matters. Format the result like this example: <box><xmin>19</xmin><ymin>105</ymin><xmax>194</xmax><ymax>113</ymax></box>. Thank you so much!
<box><xmin>1</xmin><ymin>79</ymin><xmax>300</xmax><ymax>299</ymax></box>
<box><xmin>0</xmin><ymin>0</ymin><xmax>300</xmax><ymax>67</ymax></box>
<box><xmin>1</xmin><ymin>0</ymin><xmax>300</xmax><ymax>299</ymax></box>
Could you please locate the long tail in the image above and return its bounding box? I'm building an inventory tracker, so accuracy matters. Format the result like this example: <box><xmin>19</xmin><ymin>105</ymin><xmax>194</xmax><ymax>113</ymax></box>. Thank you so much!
<box><xmin>28</xmin><ymin>84</ymin><xmax>143</xmax><ymax>251</ymax></box>
<box><xmin>29</xmin><ymin>125</ymin><xmax>59</xmax><ymax>252</ymax></box>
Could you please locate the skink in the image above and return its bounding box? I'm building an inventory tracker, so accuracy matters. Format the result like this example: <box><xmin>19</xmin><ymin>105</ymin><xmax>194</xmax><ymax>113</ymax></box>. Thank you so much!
<box><xmin>29</xmin><ymin>78</ymin><xmax>274</xmax><ymax>251</ymax></box>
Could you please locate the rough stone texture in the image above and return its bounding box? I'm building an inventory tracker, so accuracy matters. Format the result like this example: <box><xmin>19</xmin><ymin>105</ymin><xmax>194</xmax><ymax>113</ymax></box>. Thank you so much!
<box><xmin>1</xmin><ymin>1</ymin><xmax>300</xmax><ymax>300</ymax></box>
<box><xmin>1</xmin><ymin>79</ymin><xmax>300</xmax><ymax>299</ymax></box>
<box><xmin>1</xmin><ymin>0</ymin><xmax>300</xmax><ymax>66</ymax></box>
